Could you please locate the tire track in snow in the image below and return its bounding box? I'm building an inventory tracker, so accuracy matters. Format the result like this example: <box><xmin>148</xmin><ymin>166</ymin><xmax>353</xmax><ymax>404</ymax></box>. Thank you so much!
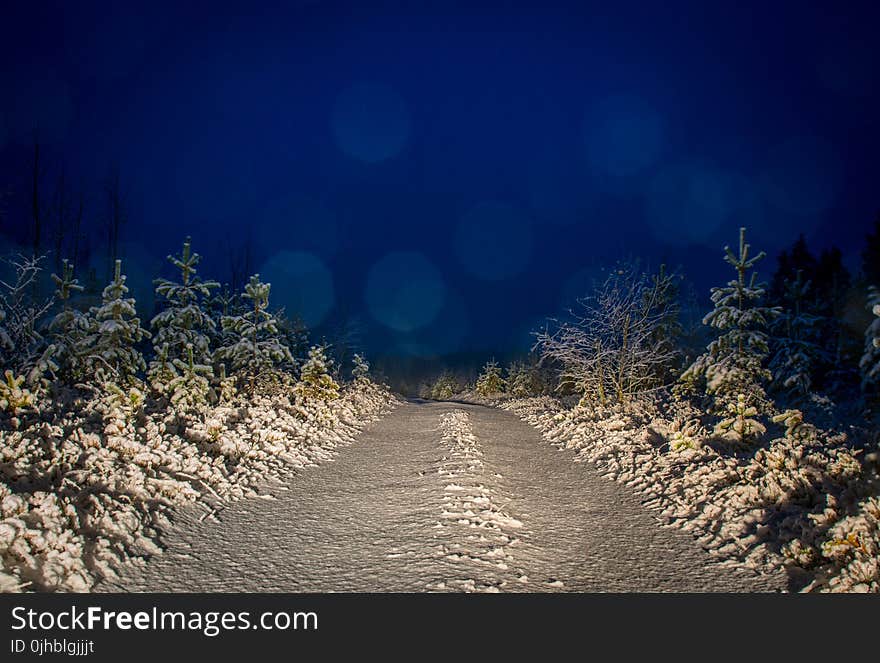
<box><xmin>428</xmin><ymin>410</ymin><xmax>531</xmax><ymax>592</ymax></box>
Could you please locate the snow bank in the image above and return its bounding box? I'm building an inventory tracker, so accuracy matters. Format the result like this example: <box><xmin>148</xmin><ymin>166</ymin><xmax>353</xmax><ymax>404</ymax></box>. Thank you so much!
<box><xmin>0</xmin><ymin>382</ymin><xmax>395</xmax><ymax>592</ymax></box>
<box><xmin>489</xmin><ymin>395</ymin><xmax>879</xmax><ymax>593</ymax></box>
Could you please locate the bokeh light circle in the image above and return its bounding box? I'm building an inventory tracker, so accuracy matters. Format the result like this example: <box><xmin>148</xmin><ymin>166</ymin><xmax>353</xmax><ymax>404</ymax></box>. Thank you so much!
<box><xmin>365</xmin><ymin>251</ymin><xmax>446</xmax><ymax>332</ymax></box>
<box><xmin>759</xmin><ymin>137</ymin><xmax>843</xmax><ymax>217</ymax></box>
<box><xmin>454</xmin><ymin>201</ymin><xmax>533</xmax><ymax>281</ymax></box>
<box><xmin>260</xmin><ymin>250</ymin><xmax>335</xmax><ymax>327</ymax></box>
<box><xmin>332</xmin><ymin>82</ymin><xmax>411</xmax><ymax>163</ymax></box>
<box><xmin>584</xmin><ymin>96</ymin><xmax>664</xmax><ymax>178</ymax></box>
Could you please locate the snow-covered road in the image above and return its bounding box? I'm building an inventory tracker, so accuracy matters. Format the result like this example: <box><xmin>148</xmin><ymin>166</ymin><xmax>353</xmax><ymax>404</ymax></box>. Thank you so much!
<box><xmin>100</xmin><ymin>401</ymin><xmax>785</xmax><ymax>592</ymax></box>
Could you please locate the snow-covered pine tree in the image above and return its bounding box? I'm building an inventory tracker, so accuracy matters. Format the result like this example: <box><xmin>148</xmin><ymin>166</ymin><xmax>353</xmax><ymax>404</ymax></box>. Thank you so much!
<box><xmin>146</xmin><ymin>343</ymin><xmax>177</xmax><ymax>396</ymax></box>
<box><xmin>475</xmin><ymin>359</ymin><xmax>506</xmax><ymax>396</ymax></box>
<box><xmin>49</xmin><ymin>259</ymin><xmax>91</xmax><ymax>383</ymax></box>
<box><xmin>294</xmin><ymin>345</ymin><xmax>339</xmax><ymax>401</ymax></box>
<box><xmin>167</xmin><ymin>343</ymin><xmax>212</xmax><ymax>412</ymax></box>
<box><xmin>506</xmin><ymin>361</ymin><xmax>530</xmax><ymax>397</ymax></box>
<box><xmin>714</xmin><ymin>393</ymin><xmax>766</xmax><ymax>443</ymax></box>
<box><xmin>859</xmin><ymin>285</ymin><xmax>880</xmax><ymax>391</ymax></box>
<box><xmin>430</xmin><ymin>372</ymin><xmax>459</xmax><ymax>400</ymax></box>
<box><xmin>216</xmin><ymin>274</ymin><xmax>292</xmax><ymax>397</ymax></box>
<box><xmin>352</xmin><ymin>353</ymin><xmax>370</xmax><ymax>383</ymax></box>
<box><xmin>769</xmin><ymin>270</ymin><xmax>825</xmax><ymax>397</ymax></box>
<box><xmin>151</xmin><ymin>238</ymin><xmax>219</xmax><ymax>371</ymax></box>
<box><xmin>84</xmin><ymin>259</ymin><xmax>150</xmax><ymax>385</ymax></box>
<box><xmin>681</xmin><ymin>227</ymin><xmax>778</xmax><ymax>414</ymax></box>
<box><xmin>506</xmin><ymin>359</ymin><xmax>546</xmax><ymax>397</ymax></box>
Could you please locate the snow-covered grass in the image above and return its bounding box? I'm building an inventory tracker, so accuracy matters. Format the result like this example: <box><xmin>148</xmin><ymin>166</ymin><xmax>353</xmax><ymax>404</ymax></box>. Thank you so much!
<box><xmin>474</xmin><ymin>393</ymin><xmax>879</xmax><ymax>593</ymax></box>
<box><xmin>0</xmin><ymin>380</ymin><xmax>395</xmax><ymax>592</ymax></box>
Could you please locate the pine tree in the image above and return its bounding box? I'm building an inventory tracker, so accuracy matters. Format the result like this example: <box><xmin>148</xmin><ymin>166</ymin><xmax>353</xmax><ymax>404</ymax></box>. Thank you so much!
<box><xmin>681</xmin><ymin>227</ymin><xmax>778</xmax><ymax>412</ymax></box>
<box><xmin>475</xmin><ymin>359</ymin><xmax>506</xmax><ymax>396</ymax></box>
<box><xmin>768</xmin><ymin>235</ymin><xmax>818</xmax><ymax>306</ymax></box>
<box><xmin>859</xmin><ymin>286</ymin><xmax>880</xmax><ymax>391</ymax></box>
<box><xmin>814</xmin><ymin>247</ymin><xmax>856</xmax><ymax>382</ymax></box>
<box><xmin>429</xmin><ymin>372</ymin><xmax>459</xmax><ymax>400</ymax></box>
<box><xmin>769</xmin><ymin>271</ymin><xmax>825</xmax><ymax>397</ymax></box>
<box><xmin>146</xmin><ymin>342</ymin><xmax>177</xmax><ymax>396</ymax></box>
<box><xmin>352</xmin><ymin>353</ymin><xmax>370</xmax><ymax>383</ymax></box>
<box><xmin>506</xmin><ymin>360</ymin><xmax>534</xmax><ymax>397</ymax></box>
<box><xmin>294</xmin><ymin>345</ymin><xmax>339</xmax><ymax>401</ymax></box>
<box><xmin>167</xmin><ymin>344</ymin><xmax>212</xmax><ymax>412</ymax></box>
<box><xmin>48</xmin><ymin>259</ymin><xmax>91</xmax><ymax>383</ymax></box>
<box><xmin>151</xmin><ymin>238</ymin><xmax>219</xmax><ymax>370</ymax></box>
<box><xmin>216</xmin><ymin>274</ymin><xmax>292</xmax><ymax>397</ymax></box>
<box><xmin>715</xmin><ymin>393</ymin><xmax>766</xmax><ymax>443</ymax></box>
<box><xmin>85</xmin><ymin>259</ymin><xmax>150</xmax><ymax>385</ymax></box>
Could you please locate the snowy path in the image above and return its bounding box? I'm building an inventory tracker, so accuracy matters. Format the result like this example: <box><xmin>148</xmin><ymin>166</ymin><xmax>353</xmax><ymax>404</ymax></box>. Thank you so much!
<box><xmin>99</xmin><ymin>401</ymin><xmax>785</xmax><ymax>592</ymax></box>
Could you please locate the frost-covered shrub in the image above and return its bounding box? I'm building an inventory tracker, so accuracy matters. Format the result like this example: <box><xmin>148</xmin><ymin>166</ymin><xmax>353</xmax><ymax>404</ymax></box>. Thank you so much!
<box><xmin>216</xmin><ymin>275</ymin><xmax>292</xmax><ymax>397</ymax></box>
<box><xmin>151</xmin><ymin>238</ymin><xmax>219</xmax><ymax>371</ymax></box>
<box><xmin>0</xmin><ymin>370</ymin><xmax>34</xmax><ymax>414</ymax></box>
<box><xmin>0</xmin><ymin>254</ymin><xmax>56</xmax><ymax>387</ymax></box>
<box><xmin>83</xmin><ymin>259</ymin><xmax>150</xmax><ymax>385</ymax></box>
<box><xmin>669</xmin><ymin>418</ymin><xmax>702</xmax><ymax>451</ymax></box>
<box><xmin>536</xmin><ymin>262</ymin><xmax>681</xmax><ymax>406</ymax></box>
<box><xmin>772</xmin><ymin>409</ymin><xmax>818</xmax><ymax>441</ymax></box>
<box><xmin>682</xmin><ymin>227</ymin><xmax>778</xmax><ymax>415</ymax></box>
<box><xmin>475</xmin><ymin>359</ymin><xmax>505</xmax><ymax>396</ymax></box>
<box><xmin>506</xmin><ymin>360</ymin><xmax>543</xmax><ymax>397</ymax></box>
<box><xmin>294</xmin><ymin>345</ymin><xmax>339</xmax><ymax>402</ymax></box>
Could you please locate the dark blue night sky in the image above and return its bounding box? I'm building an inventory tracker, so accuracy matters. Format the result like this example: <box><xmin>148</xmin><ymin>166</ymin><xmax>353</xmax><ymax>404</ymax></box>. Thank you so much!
<box><xmin>1</xmin><ymin>1</ymin><xmax>878</xmax><ymax>364</ymax></box>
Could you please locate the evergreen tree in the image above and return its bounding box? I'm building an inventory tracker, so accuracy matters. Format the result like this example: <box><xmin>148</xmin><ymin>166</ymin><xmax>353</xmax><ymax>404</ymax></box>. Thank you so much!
<box><xmin>167</xmin><ymin>343</ymin><xmax>212</xmax><ymax>412</ymax></box>
<box><xmin>475</xmin><ymin>359</ymin><xmax>506</xmax><ymax>396</ymax></box>
<box><xmin>814</xmin><ymin>247</ymin><xmax>856</xmax><ymax>379</ymax></box>
<box><xmin>351</xmin><ymin>353</ymin><xmax>370</xmax><ymax>383</ymax></box>
<box><xmin>769</xmin><ymin>271</ymin><xmax>825</xmax><ymax>397</ymax></box>
<box><xmin>294</xmin><ymin>345</ymin><xmax>339</xmax><ymax>401</ymax></box>
<box><xmin>506</xmin><ymin>360</ymin><xmax>542</xmax><ymax>397</ymax></box>
<box><xmin>216</xmin><ymin>274</ymin><xmax>292</xmax><ymax>397</ymax></box>
<box><xmin>860</xmin><ymin>286</ymin><xmax>880</xmax><ymax>391</ymax></box>
<box><xmin>681</xmin><ymin>227</ymin><xmax>778</xmax><ymax>412</ymax></box>
<box><xmin>84</xmin><ymin>259</ymin><xmax>150</xmax><ymax>385</ymax></box>
<box><xmin>151</xmin><ymin>238</ymin><xmax>219</xmax><ymax>369</ymax></box>
<box><xmin>429</xmin><ymin>372</ymin><xmax>459</xmax><ymax>400</ymax></box>
<box><xmin>769</xmin><ymin>235</ymin><xmax>818</xmax><ymax>306</ymax></box>
<box><xmin>48</xmin><ymin>259</ymin><xmax>91</xmax><ymax>383</ymax></box>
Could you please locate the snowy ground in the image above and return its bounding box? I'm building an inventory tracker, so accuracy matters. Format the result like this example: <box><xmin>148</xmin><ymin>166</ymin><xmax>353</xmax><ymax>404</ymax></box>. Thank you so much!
<box><xmin>100</xmin><ymin>400</ymin><xmax>784</xmax><ymax>592</ymax></box>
